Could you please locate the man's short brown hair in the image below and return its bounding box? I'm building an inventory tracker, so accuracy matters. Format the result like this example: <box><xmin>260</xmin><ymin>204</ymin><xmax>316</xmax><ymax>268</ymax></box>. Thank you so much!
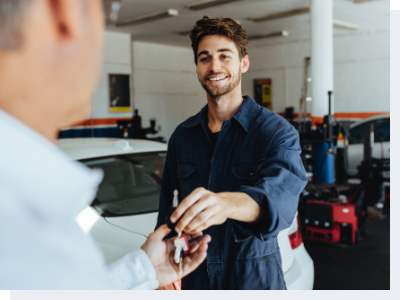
<box><xmin>189</xmin><ymin>16</ymin><xmax>248</xmax><ymax>65</ymax></box>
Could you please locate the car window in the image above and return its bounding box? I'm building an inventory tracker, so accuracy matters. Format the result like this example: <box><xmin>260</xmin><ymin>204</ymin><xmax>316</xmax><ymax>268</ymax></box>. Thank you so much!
<box><xmin>374</xmin><ymin>119</ymin><xmax>390</xmax><ymax>142</ymax></box>
<box><xmin>81</xmin><ymin>151</ymin><xmax>166</xmax><ymax>217</ymax></box>
<box><xmin>348</xmin><ymin>122</ymin><xmax>370</xmax><ymax>144</ymax></box>
<box><xmin>348</xmin><ymin>118</ymin><xmax>390</xmax><ymax>144</ymax></box>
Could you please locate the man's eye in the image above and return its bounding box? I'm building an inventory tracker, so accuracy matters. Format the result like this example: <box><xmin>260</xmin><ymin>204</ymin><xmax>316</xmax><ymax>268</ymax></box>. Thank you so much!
<box><xmin>222</xmin><ymin>55</ymin><xmax>229</xmax><ymax>59</ymax></box>
<box><xmin>200</xmin><ymin>57</ymin><xmax>209</xmax><ymax>62</ymax></box>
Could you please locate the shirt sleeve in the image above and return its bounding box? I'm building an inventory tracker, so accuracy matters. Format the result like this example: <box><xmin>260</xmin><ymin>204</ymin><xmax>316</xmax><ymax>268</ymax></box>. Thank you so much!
<box><xmin>107</xmin><ymin>249</ymin><xmax>159</xmax><ymax>290</ymax></box>
<box><xmin>155</xmin><ymin>131</ymin><xmax>179</xmax><ymax>238</ymax></box>
<box><xmin>233</xmin><ymin>125</ymin><xmax>308</xmax><ymax>242</ymax></box>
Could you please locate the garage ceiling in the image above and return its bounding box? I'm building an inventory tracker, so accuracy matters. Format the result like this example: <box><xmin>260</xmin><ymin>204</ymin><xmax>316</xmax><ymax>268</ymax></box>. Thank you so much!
<box><xmin>105</xmin><ymin>0</ymin><xmax>389</xmax><ymax>48</ymax></box>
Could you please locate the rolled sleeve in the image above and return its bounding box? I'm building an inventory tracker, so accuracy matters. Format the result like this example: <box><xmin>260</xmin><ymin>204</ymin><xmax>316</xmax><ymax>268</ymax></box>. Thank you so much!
<box><xmin>233</xmin><ymin>126</ymin><xmax>308</xmax><ymax>241</ymax></box>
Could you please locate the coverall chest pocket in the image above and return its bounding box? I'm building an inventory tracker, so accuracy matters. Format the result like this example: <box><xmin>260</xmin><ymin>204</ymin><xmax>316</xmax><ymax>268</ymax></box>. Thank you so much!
<box><xmin>232</xmin><ymin>159</ymin><xmax>265</xmax><ymax>191</ymax></box>
<box><xmin>177</xmin><ymin>162</ymin><xmax>196</xmax><ymax>199</ymax></box>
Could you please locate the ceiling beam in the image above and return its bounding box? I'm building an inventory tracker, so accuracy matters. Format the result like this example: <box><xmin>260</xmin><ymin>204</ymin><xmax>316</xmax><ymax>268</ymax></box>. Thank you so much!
<box><xmin>187</xmin><ymin>0</ymin><xmax>242</xmax><ymax>11</ymax></box>
<box><xmin>116</xmin><ymin>9</ymin><xmax>178</xmax><ymax>27</ymax></box>
<box><xmin>251</xmin><ymin>7</ymin><xmax>310</xmax><ymax>22</ymax></box>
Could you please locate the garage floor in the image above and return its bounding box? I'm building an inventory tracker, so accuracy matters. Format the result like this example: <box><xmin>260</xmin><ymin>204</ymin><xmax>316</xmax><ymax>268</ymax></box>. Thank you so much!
<box><xmin>303</xmin><ymin>206</ymin><xmax>390</xmax><ymax>290</ymax></box>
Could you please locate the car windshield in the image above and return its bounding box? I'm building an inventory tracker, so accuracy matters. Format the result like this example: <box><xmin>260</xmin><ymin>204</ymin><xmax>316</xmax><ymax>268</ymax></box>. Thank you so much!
<box><xmin>348</xmin><ymin>118</ymin><xmax>390</xmax><ymax>144</ymax></box>
<box><xmin>81</xmin><ymin>151</ymin><xmax>166</xmax><ymax>217</ymax></box>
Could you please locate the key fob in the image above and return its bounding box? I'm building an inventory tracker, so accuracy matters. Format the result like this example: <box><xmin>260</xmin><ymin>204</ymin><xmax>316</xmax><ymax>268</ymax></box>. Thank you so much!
<box><xmin>181</xmin><ymin>234</ymin><xmax>191</xmax><ymax>257</ymax></box>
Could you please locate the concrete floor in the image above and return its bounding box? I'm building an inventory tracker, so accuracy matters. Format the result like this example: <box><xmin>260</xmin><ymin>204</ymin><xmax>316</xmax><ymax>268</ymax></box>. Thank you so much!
<box><xmin>303</xmin><ymin>206</ymin><xmax>390</xmax><ymax>290</ymax></box>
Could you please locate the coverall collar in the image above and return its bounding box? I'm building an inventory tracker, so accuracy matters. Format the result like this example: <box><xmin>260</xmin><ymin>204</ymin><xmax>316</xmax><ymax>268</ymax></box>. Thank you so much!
<box><xmin>182</xmin><ymin>95</ymin><xmax>260</xmax><ymax>132</ymax></box>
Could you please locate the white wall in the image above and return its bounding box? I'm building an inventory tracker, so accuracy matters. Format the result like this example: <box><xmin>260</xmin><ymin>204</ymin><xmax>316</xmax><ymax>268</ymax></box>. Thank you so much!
<box><xmin>131</xmin><ymin>41</ymin><xmax>206</xmax><ymax>140</ymax></box>
<box><xmin>91</xmin><ymin>30</ymin><xmax>389</xmax><ymax>140</ymax></box>
<box><xmin>242</xmin><ymin>30</ymin><xmax>390</xmax><ymax>114</ymax></box>
<box><xmin>92</xmin><ymin>31</ymin><xmax>133</xmax><ymax>119</ymax></box>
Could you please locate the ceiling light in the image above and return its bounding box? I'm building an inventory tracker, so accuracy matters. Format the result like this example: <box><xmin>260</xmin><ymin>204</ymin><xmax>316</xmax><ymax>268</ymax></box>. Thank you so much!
<box><xmin>178</xmin><ymin>30</ymin><xmax>192</xmax><ymax>36</ymax></box>
<box><xmin>248</xmin><ymin>31</ymin><xmax>289</xmax><ymax>40</ymax></box>
<box><xmin>116</xmin><ymin>9</ymin><xmax>178</xmax><ymax>27</ymax></box>
<box><xmin>352</xmin><ymin>0</ymin><xmax>380</xmax><ymax>3</ymax></box>
<box><xmin>333</xmin><ymin>19</ymin><xmax>359</xmax><ymax>30</ymax></box>
<box><xmin>251</xmin><ymin>7</ymin><xmax>309</xmax><ymax>22</ymax></box>
<box><xmin>187</xmin><ymin>0</ymin><xmax>242</xmax><ymax>11</ymax></box>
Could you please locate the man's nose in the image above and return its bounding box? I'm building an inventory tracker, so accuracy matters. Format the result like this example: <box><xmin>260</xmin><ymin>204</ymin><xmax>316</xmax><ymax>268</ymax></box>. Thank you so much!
<box><xmin>209</xmin><ymin>57</ymin><xmax>222</xmax><ymax>72</ymax></box>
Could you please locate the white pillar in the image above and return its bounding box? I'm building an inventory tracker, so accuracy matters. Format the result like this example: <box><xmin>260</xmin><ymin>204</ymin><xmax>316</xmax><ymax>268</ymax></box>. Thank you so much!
<box><xmin>311</xmin><ymin>0</ymin><xmax>334</xmax><ymax>117</ymax></box>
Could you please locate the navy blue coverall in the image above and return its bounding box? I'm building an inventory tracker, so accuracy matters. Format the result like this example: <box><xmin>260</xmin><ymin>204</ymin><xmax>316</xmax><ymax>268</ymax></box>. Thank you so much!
<box><xmin>155</xmin><ymin>96</ymin><xmax>308</xmax><ymax>290</ymax></box>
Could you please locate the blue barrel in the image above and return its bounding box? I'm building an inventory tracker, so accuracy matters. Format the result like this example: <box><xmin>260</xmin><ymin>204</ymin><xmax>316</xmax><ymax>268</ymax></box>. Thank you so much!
<box><xmin>312</xmin><ymin>141</ymin><xmax>335</xmax><ymax>183</ymax></box>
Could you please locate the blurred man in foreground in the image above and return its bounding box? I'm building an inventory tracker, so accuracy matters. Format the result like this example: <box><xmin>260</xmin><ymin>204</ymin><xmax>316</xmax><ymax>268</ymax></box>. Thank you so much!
<box><xmin>0</xmin><ymin>0</ymin><xmax>210</xmax><ymax>289</ymax></box>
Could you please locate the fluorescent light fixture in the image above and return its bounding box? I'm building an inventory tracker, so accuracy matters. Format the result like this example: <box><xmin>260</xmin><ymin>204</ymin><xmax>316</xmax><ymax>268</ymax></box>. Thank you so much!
<box><xmin>352</xmin><ymin>0</ymin><xmax>379</xmax><ymax>3</ymax></box>
<box><xmin>116</xmin><ymin>9</ymin><xmax>178</xmax><ymax>27</ymax></box>
<box><xmin>248</xmin><ymin>31</ymin><xmax>289</xmax><ymax>40</ymax></box>
<box><xmin>251</xmin><ymin>7</ymin><xmax>310</xmax><ymax>22</ymax></box>
<box><xmin>333</xmin><ymin>19</ymin><xmax>359</xmax><ymax>30</ymax></box>
<box><xmin>187</xmin><ymin>0</ymin><xmax>242</xmax><ymax>11</ymax></box>
<box><xmin>178</xmin><ymin>30</ymin><xmax>192</xmax><ymax>36</ymax></box>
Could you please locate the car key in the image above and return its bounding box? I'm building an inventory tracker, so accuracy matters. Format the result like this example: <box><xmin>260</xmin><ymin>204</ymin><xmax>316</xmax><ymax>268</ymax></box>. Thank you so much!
<box><xmin>174</xmin><ymin>234</ymin><xmax>191</xmax><ymax>273</ymax></box>
<box><xmin>174</xmin><ymin>235</ymin><xmax>184</xmax><ymax>264</ymax></box>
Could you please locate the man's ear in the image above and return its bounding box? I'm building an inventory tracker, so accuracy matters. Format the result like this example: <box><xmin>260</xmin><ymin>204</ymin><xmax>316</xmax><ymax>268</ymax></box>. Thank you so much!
<box><xmin>241</xmin><ymin>55</ymin><xmax>250</xmax><ymax>74</ymax></box>
<box><xmin>47</xmin><ymin>0</ymin><xmax>83</xmax><ymax>42</ymax></box>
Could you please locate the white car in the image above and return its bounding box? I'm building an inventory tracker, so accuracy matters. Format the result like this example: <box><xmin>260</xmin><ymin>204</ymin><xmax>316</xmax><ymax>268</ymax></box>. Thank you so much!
<box><xmin>347</xmin><ymin>114</ymin><xmax>390</xmax><ymax>176</ymax></box>
<box><xmin>58</xmin><ymin>138</ymin><xmax>314</xmax><ymax>290</ymax></box>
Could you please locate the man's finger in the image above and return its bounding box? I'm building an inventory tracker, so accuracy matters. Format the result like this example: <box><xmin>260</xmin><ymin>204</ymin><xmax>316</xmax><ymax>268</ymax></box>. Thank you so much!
<box><xmin>170</xmin><ymin>188</ymin><xmax>208</xmax><ymax>223</ymax></box>
<box><xmin>151</xmin><ymin>224</ymin><xmax>171</xmax><ymax>240</ymax></box>
<box><xmin>186</xmin><ymin>232</ymin><xmax>203</xmax><ymax>241</ymax></box>
<box><xmin>181</xmin><ymin>245</ymin><xmax>208</xmax><ymax>278</ymax></box>
<box><xmin>175</xmin><ymin>196</ymin><xmax>214</xmax><ymax>232</ymax></box>
<box><xmin>184</xmin><ymin>210</ymin><xmax>215</xmax><ymax>233</ymax></box>
<box><xmin>187</xmin><ymin>215</ymin><xmax>218</xmax><ymax>235</ymax></box>
<box><xmin>188</xmin><ymin>234</ymin><xmax>211</xmax><ymax>254</ymax></box>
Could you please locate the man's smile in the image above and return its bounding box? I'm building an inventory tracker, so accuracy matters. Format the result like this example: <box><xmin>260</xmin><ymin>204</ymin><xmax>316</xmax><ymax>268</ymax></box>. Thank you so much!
<box><xmin>207</xmin><ymin>76</ymin><xmax>228</xmax><ymax>83</ymax></box>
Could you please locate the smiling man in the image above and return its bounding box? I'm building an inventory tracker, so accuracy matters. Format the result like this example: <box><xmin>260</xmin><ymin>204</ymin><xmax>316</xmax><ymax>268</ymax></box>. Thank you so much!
<box><xmin>155</xmin><ymin>17</ymin><xmax>308</xmax><ymax>290</ymax></box>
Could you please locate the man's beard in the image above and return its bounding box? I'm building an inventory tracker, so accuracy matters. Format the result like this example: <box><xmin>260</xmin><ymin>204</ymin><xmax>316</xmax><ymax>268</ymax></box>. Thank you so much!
<box><xmin>199</xmin><ymin>68</ymin><xmax>241</xmax><ymax>98</ymax></box>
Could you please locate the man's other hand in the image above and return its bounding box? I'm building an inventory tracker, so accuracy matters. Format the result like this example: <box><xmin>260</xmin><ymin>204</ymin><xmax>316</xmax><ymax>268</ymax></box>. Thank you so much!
<box><xmin>141</xmin><ymin>224</ymin><xmax>211</xmax><ymax>288</ymax></box>
<box><xmin>171</xmin><ymin>188</ymin><xmax>232</xmax><ymax>235</ymax></box>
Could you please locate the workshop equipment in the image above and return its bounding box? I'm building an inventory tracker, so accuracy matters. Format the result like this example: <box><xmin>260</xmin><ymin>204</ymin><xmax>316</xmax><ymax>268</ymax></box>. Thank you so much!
<box><xmin>301</xmin><ymin>183</ymin><xmax>364</xmax><ymax>244</ymax></box>
<box><xmin>298</xmin><ymin>91</ymin><xmax>348</xmax><ymax>183</ymax></box>
<box><xmin>356</xmin><ymin>123</ymin><xmax>390</xmax><ymax>219</ymax></box>
<box><xmin>116</xmin><ymin>109</ymin><xmax>166</xmax><ymax>143</ymax></box>
<box><xmin>301</xmin><ymin>122</ymin><xmax>389</xmax><ymax>245</ymax></box>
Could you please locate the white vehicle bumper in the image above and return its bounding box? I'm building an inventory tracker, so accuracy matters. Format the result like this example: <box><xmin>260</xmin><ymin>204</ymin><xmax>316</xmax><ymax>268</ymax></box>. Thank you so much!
<box><xmin>284</xmin><ymin>243</ymin><xmax>314</xmax><ymax>290</ymax></box>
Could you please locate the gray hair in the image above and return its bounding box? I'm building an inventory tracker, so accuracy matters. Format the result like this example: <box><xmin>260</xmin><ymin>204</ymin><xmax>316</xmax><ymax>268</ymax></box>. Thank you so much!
<box><xmin>0</xmin><ymin>0</ymin><xmax>33</xmax><ymax>49</ymax></box>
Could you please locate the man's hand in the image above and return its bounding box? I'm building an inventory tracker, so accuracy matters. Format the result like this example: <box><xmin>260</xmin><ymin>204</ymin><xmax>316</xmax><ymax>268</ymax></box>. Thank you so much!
<box><xmin>171</xmin><ymin>188</ymin><xmax>233</xmax><ymax>235</ymax></box>
<box><xmin>141</xmin><ymin>224</ymin><xmax>211</xmax><ymax>288</ymax></box>
<box><xmin>170</xmin><ymin>188</ymin><xmax>265</xmax><ymax>235</ymax></box>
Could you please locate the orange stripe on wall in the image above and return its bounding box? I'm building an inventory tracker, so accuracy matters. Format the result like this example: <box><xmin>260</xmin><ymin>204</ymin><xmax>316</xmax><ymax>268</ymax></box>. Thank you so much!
<box><xmin>277</xmin><ymin>113</ymin><xmax>312</xmax><ymax>118</ymax></box>
<box><xmin>68</xmin><ymin>117</ymin><xmax>132</xmax><ymax>127</ymax></box>
<box><xmin>64</xmin><ymin>112</ymin><xmax>389</xmax><ymax>129</ymax></box>
<box><xmin>278</xmin><ymin>112</ymin><xmax>389</xmax><ymax>120</ymax></box>
<box><xmin>334</xmin><ymin>112</ymin><xmax>389</xmax><ymax>119</ymax></box>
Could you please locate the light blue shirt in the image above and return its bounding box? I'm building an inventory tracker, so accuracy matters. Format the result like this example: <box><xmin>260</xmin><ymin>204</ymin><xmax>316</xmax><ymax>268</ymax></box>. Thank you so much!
<box><xmin>0</xmin><ymin>109</ymin><xmax>158</xmax><ymax>289</ymax></box>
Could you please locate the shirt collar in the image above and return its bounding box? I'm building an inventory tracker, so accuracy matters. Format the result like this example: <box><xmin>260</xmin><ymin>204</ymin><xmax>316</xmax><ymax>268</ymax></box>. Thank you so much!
<box><xmin>182</xmin><ymin>95</ymin><xmax>260</xmax><ymax>132</ymax></box>
<box><xmin>0</xmin><ymin>109</ymin><xmax>103</xmax><ymax>219</ymax></box>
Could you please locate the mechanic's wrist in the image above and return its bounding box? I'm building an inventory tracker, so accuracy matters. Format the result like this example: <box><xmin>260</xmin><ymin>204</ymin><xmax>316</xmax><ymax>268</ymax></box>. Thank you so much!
<box><xmin>217</xmin><ymin>192</ymin><xmax>235</xmax><ymax>219</ymax></box>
